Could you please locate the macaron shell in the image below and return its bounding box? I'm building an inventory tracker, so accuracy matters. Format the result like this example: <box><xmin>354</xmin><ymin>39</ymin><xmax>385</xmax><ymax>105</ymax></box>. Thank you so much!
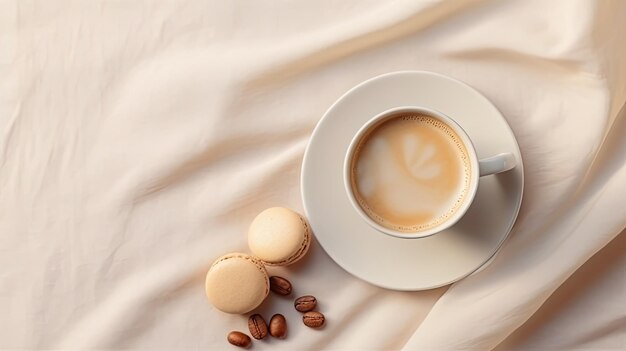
<box><xmin>248</xmin><ymin>207</ymin><xmax>310</xmax><ymax>265</ymax></box>
<box><xmin>205</xmin><ymin>253</ymin><xmax>269</xmax><ymax>314</ymax></box>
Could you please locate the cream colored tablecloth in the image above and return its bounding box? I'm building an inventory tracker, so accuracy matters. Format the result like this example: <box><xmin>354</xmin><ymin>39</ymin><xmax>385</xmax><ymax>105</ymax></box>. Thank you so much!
<box><xmin>1</xmin><ymin>0</ymin><xmax>625</xmax><ymax>349</ymax></box>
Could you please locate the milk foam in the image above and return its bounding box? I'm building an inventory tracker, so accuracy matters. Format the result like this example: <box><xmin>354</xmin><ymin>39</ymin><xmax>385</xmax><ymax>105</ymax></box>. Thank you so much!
<box><xmin>351</xmin><ymin>114</ymin><xmax>472</xmax><ymax>233</ymax></box>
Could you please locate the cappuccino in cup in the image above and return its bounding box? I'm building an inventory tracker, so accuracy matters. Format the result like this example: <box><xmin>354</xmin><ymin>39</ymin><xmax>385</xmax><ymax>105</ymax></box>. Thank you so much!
<box><xmin>349</xmin><ymin>114</ymin><xmax>472</xmax><ymax>233</ymax></box>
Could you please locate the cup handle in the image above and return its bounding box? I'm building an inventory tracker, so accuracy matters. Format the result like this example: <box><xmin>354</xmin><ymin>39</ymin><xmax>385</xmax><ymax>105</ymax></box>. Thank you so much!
<box><xmin>479</xmin><ymin>153</ymin><xmax>516</xmax><ymax>177</ymax></box>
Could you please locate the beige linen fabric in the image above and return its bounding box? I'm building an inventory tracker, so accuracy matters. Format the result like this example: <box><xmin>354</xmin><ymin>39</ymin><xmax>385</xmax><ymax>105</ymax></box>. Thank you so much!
<box><xmin>0</xmin><ymin>0</ymin><xmax>624</xmax><ymax>349</ymax></box>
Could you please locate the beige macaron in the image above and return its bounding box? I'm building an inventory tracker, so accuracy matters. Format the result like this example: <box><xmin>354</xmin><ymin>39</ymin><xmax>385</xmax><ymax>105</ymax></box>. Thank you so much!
<box><xmin>205</xmin><ymin>253</ymin><xmax>269</xmax><ymax>314</ymax></box>
<box><xmin>248</xmin><ymin>207</ymin><xmax>311</xmax><ymax>266</ymax></box>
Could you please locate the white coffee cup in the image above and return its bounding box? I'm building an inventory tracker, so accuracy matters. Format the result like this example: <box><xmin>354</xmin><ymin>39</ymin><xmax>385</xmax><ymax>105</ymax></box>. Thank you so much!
<box><xmin>343</xmin><ymin>106</ymin><xmax>516</xmax><ymax>239</ymax></box>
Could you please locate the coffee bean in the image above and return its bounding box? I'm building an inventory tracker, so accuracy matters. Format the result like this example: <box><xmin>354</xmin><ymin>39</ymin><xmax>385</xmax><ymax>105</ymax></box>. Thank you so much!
<box><xmin>303</xmin><ymin>311</ymin><xmax>325</xmax><ymax>328</ymax></box>
<box><xmin>227</xmin><ymin>331</ymin><xmax>251</xmax><ymax>348</ymax></box>
<box><xmin>294</xmin><ymin>295</ymin><xmax>317</xmax><ymax>312</ymax></box>
<box><xmin>247</xmin><ymin>314</ymin><xmax>268</xmax><ymax>340</ymax></box>
<box><xmin>269</xmin><ymin>314</ymin><xmax>287</xmax><ymax>339</ymax></box>
<box><xmin>269</xmin><ymin>276</ymin><xmax>292</xmax><ymax>295</ymax></box>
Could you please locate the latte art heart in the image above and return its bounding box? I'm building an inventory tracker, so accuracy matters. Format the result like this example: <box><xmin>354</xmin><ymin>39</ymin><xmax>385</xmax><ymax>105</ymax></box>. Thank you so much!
<box><xmin>350</xmin><ymin>114</ymin><xmax>472</xmax><ymax>233</ymax></box>
<box><xmin>404</xmin><ymin>136</ymin><xmax>440</xmax><ymax>179</ymax></box>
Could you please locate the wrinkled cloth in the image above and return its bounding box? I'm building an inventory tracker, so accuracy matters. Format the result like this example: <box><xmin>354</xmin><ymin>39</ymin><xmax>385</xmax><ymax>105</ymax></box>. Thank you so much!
<box><xmin>1</xmin><ymin>0</ymin><xmax>625</xmax><ymax>349</ymax></box>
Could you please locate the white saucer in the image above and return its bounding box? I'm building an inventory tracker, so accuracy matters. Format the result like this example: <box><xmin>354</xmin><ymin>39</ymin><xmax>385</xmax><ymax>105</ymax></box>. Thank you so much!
<box><xmin>301</xmin><ymin>71</ymin><xmax>524</xmax><ymax>291</ymax></box>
